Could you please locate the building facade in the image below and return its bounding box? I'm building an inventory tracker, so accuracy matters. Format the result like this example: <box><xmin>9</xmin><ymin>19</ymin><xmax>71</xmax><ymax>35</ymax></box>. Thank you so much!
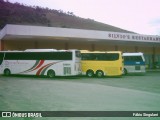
<box><xmin>1</xmin><ymin>24</ymin><xmax>160</xmax><ymax>69</ymax></box>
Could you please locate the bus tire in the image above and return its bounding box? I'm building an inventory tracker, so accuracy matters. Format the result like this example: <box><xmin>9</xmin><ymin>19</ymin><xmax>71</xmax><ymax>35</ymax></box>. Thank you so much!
<box><xmin>86</xmin><ymin>70</ymin><xmax>94</xmax><ymax>77</ymax></box>
<box><xmin>96</xmin><ymin>70</ymin><xmax>104</xmax><ymax>77</ymax></box>
<box><xmin>123</xmin><ymin>68</ymin><xmax>127</xmax><ymax>75</ymax></box>
<box><xmin>4</xmin><ymin>69</ymin><xmax>11</xmax><ymax>76</ymax></box>
<box><xmin>47</xmin><ymin>70</ymin><xmax>55</xmax><ymax>78</ymax></box>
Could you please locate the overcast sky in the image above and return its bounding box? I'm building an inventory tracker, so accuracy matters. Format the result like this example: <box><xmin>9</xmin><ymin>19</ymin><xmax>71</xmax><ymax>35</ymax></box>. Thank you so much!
<box><xmin>9</xmin><ymin>0</ymin><xmax>160</xmax><ymax>35</ymax></box>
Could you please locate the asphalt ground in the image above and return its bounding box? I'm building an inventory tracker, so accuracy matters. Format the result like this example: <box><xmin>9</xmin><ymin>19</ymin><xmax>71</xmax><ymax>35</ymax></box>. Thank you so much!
<box><xmin>0</xmin><ymin>72</ymin><xmax>160</xmax><ymax>120</ymax></box>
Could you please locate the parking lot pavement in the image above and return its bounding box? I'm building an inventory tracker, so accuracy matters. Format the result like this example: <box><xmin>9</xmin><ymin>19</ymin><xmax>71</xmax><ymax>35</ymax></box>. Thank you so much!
<box><xmin>0</xmin><ymin>72</ymin><xmax>160</xmax><ymax>120</ymax></box>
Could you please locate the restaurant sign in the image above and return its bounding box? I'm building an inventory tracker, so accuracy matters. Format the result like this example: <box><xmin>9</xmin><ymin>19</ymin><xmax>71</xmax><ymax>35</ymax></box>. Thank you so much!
<box><xmin>107</xmin><ymin>32</ymin><xmax>160</xmax><ymax>43</ymax></box>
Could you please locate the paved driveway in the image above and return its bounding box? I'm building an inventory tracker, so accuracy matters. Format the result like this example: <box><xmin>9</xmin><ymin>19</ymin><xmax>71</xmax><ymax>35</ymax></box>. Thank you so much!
<box><xmin>0</xmin><ymin>72</ymin><xmax>160</xmax><ymax>120</ymax></box>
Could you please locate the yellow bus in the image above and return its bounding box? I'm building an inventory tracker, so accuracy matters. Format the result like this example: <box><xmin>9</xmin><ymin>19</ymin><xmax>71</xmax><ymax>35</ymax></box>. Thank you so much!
<box><xmin>81</xmin><ymin>50</ymin><xmax>123</xmax><ymax>77</ymax></box>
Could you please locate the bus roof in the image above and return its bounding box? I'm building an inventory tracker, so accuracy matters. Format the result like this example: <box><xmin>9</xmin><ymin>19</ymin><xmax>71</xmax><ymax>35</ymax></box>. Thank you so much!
<box><xmin>80</xmin><ymin>50</ymin><xmax>121</xmax><ymax>54</ymax></box>
<box><xmin>123</xmin><ymin>52</ymin><xmax>144</xmax><ymax>56</ymax></box>
<box><xmin>25</xmin><ymin>49</ymin><xmax>57</xmax><ymax>52</ymax></box>
<box><xmin>0</xmin><ymin>49</ymin><xmax>78</xmax><ymax>53</ymax></box>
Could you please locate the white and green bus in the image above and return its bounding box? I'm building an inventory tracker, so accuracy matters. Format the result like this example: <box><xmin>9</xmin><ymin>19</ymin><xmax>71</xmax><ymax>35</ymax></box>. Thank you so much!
<box><xmin>0</xmin><ymin>49</ymin><xmax>81</xmax><ymax>77</ymax></box>
<box><xmin>122</xmin><ymin>52</ymin><xmax>146</xmax><ymax>75</ymax></box>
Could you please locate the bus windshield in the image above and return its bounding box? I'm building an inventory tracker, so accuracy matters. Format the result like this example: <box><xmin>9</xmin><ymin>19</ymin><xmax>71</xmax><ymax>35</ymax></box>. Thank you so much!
<box><xmin>75</xmin><ymin>51</ymin><xmax>81</xmax><ymax>58</ymax></box>
<box><xmin>0</xmin><ymin>53</ymin><xmax>4</xmax><ymax>65</ymax></box>
<box><xmin>123</xmin><ymin>56</ymin><xmax>143</xmax><ymax>62</ymax></box>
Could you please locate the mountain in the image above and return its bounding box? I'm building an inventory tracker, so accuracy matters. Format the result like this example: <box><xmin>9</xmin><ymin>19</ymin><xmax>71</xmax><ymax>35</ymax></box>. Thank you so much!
<box><xmin>0</xmin><ymin>0</ymin><xmax>133</xmax><ymax>33</ymax></box>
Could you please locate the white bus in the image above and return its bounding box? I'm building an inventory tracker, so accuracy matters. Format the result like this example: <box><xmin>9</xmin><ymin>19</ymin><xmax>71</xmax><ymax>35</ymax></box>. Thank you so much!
<box><xmin>0</xmin><ymin>49</ymin><xmax>81</xmax><ymax>77</ymax></box>
<box><xmin>122</xmin><ymin>52</ymin><xmax>146</xmax><ymax>75</ymax></box>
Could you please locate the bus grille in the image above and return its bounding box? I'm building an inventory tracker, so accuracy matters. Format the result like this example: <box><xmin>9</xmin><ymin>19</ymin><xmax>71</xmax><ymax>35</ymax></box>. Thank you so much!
<box><xmin>135</xmin><ymin>65</ymin><xmax>141</xmax><ymax>70</ymax></box>
<box><xmin>64</xmin><ymin>67</ymin><xmax>71</xmax><ymax>75</ymax></box>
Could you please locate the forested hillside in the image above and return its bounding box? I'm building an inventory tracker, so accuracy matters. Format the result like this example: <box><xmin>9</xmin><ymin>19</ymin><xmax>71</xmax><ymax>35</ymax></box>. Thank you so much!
<box><xmin>0</xmin><ymin>0</ymin><xmax>133</xmax><ymax>33</ymax></box>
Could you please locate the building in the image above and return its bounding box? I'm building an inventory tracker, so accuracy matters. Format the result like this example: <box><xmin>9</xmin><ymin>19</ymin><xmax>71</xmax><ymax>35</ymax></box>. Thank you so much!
<box><xmin>0</xmin><ymin>24</ymin><xmax>160</xmax><ymax>69</ymax></box>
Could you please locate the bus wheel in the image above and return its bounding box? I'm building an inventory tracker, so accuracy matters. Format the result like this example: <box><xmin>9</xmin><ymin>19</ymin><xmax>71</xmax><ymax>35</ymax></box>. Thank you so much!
<box><xmin>123</xmin><ymin>68</ymin><xmax>127</xmax><ymax>75</ymax></box>
<box><xmin>4</xmin><ymin>69</ymin><xmax>11</xmax><ymax>76</ymax></box>
<box><xmin>86</xmin><ymin>70</ymin><xmax>94</xmax><ymax>77</ymax></box>
<box><xmin>47</xmin><ymin>70</ymin><xmax>55</xmax><ymax>78</ymax></box>
<box><xmin>96</xmin><ymin>70</ymin><xmax>104</xmax><ymax>77</ymax></box>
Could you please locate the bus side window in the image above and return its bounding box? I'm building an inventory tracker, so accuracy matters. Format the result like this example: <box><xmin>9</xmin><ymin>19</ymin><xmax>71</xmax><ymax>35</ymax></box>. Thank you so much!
<box><xmin>81</xmin><ymin>53</ymin><xmax>96</xmax><ymax>60</ymax></box>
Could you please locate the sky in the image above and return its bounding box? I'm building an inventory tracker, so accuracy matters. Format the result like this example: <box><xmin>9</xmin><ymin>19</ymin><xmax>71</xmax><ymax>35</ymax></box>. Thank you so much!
<box><xmin>8</xmin><ymin>0</ymin><xmax>160</xmax><ymax>35</ymax></box>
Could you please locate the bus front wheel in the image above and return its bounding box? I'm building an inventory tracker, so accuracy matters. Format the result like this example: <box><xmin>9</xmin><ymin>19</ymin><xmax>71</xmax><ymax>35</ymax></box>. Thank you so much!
<box><xmin>47</xmin><ymin>70</ymin><xmax>55</xmax><ymax>78</ymax></box>
<box><xmin>96</xmin><ymin>70</ymin><xmax>104</xmax><ymax>77</ymax></box>
<box><xmin>123</xmin><ymin>68</ymin><xmax>127</xmax><ymax>75</ymax></box>
<box><xmin>86</xmin><ymin>70</ymin><xmax>94</xmax><ymax>77</ymax></box>
<box><xmin>4</xmin><ymin>69</ymin><xmax>11</xmax><ymax>76</ymax></box>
